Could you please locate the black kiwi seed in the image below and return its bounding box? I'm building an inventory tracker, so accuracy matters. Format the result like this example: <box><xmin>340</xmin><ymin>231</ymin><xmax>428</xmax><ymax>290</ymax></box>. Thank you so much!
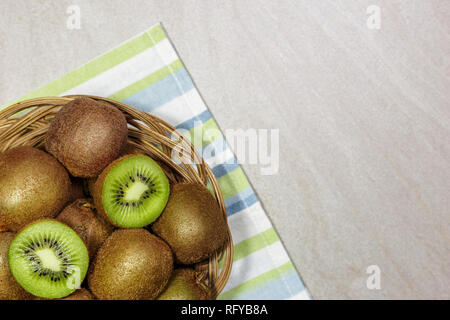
<box><xmin>112</xmin><ymin>172</ymin><xmax>157</xmax><ymax>209</ymax></box>
<box><xmin>14</xmin><ymin>235</ymin><xmax>79</xmax><ymax>288</ymax></box>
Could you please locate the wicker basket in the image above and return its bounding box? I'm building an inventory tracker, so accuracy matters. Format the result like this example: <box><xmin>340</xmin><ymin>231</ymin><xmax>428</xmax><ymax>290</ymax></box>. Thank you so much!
<box><xmin>0</xmin><ymin>95</ymin><xmax>233</xmax><ymax>299</ymax></box>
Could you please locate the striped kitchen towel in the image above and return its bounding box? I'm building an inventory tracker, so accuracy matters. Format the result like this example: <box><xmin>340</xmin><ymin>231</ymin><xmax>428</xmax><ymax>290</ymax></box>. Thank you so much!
<box><xmin>5</xmin><ymin>23</ymin><xmax>311</xmax><ymax>300</ymax></box>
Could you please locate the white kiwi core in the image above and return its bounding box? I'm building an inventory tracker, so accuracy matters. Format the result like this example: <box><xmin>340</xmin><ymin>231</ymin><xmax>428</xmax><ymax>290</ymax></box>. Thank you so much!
<box><xmin>123</xmin><ymin>181</ymin><xmax>149</xmax><ymax>202</ymax></box>
<box><xmin>35</xmin><ymin>248</ymin><xmax>62</xmax><ymax>272</ymax></box>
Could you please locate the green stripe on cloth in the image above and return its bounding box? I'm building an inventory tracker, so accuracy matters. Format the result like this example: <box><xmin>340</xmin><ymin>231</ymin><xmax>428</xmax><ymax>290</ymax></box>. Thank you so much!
<box><xmin>4</xmin><ymin>25</ymin><xmax>166</xmax><ymax>107</ymax></box>
<box><xmin>218</xmin><ymin>262</ymin><xmax>295</xmax><ymax>300</ymax></box>
<box><xmin>234</xmin><ymin>228</ymin><xmax>279</xmax><ymax>261</ymax></box>
<box><xmin>187</xmin><ymin>119</ymin><xmax>251</xmax><ymax>197</ymax></box>
<box><xmin>108</xmin><ymin>59</ymin><xmax>183</xmax><ymax>101</ymax></box>
<box><xmin>186</xmin><ymin>118</ymin><xmax>223</xmax><ymax>147</ymax></box>
<box><xmin>219</xmin><ymin>228</ymin><xmax>280</xmax><ymax>268</ymax></box>
<box><xmin>217</xmin><ymin>167</ymin><xmax>250</xmax><ymax>199</ymax></box>
<box><xmin>145</xmin><ymin>24</ymin><xmax>166</xmax><ymax>45</ymax></box>
<box><xmin>206</xmin><ymin>167</ymin><xmax>250</xmax><ymax>200</ymax></box>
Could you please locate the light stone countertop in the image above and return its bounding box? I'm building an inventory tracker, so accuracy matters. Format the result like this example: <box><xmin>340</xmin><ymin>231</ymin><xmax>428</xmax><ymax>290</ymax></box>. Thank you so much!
<box><xmin>0</xmin><ymin>0</ymin><xmax>449</xmax><ymax>299</ymax></box>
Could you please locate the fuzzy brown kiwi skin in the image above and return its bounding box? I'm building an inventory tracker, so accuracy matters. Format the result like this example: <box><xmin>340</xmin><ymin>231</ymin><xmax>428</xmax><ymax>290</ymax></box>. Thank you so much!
<box><xmin>45</xmin><ymin>97</ymin><xmax>128</xmax><ymax>178</ymax></box>
<box><xmin>34</xmin><ymin>288</ymin><xmax>94</xmax><ymax>300</ymax></box>
<box><xmin>92</xmin><ymin>155</ymin><xmax>136</xmax><ymax>227</ymax></box>
<box><xmin>86</xmin><ymin>178</ymin><xmax>97</xmax><ymax>197</ymax></box>
<box><xmin>59</xmin><ymin>288</ymin><xmax>94</xmax><ymax>300</ymax></box>
<box><xmin>121</xmin><ymin>143</ymin><xmax>145</xmax><ymax>156</ymax></box>
<box><xmin>152</xmin><ymin>183</ymin><xmax>228</xmax><ymax>265</ymax></box>
<box><xmin>68</xmin><ymin>177</ymin><xmax>87</xmax><ymax>203</ymax></box>
<box><xmin>157</xmin><ymin>269</ymin><xmax>209</xmax><ymax>300</ymax></box>
<box><xmin>0</xmin><ymin>232</ymin><xmax>33</xmax><ymax>300</ymax></box>
<box><xmin>57</xmin><ymin>199</ymin><xmax>114</xmax><ymax>259</ymax></box>
<box><xmin>0</xmin><ymin>146</ymin><xmax>71</xmax><ymax>232</ymax></box>
<box><xmin>88</xmin><ymin>229</ymin><xmax>173</xmax><ymax>300</ymax></box>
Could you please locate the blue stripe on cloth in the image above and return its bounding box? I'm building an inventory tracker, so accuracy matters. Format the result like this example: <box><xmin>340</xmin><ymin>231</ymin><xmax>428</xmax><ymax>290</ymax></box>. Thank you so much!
<box><xmin>229</xmin><ymin>269</ymin><xmax>305</xmax><ymax>300</ymax></box>
<box><xmin>212</xmin><ymin>162</ymin><xmax>240</xmax><ymax>178</ymax></box>
<box><xmin>175</xmin><ymin>109</ymin><xmax>211</xmax><ymax>131</ymax></box>
<box><xmin>121</xmin><ymin>68</ymin><xmax>194</xmax><ymax>112</ymax></box>
<box><xmin>202</xmin><ymin>136</ymin><xmax>229</xmax><ymax>158</ymax></box>
<box><xmin>226</xmin><ymin>191</ymin><xmax>259</xmax><ymax>216</ymax></box>
<box><xmin>224</xmin><ymin>186</ymin><xmax>254</xmax><ymax>208</ymax></box>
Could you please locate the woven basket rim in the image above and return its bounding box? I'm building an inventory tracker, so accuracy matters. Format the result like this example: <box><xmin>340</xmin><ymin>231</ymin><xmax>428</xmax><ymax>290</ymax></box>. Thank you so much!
<box><xmin>0</xmin><ymin>95</ymin><xmax>234</xmax><ymax>299</ymax></box>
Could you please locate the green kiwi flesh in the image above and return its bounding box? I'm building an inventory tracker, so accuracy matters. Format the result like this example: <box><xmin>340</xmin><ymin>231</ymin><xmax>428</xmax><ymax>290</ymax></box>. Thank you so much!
<box><xmin>88</xmin><ymin>229</ymin><xmax>173</xmax><ymax>300</ymax></box>
<box><xmin>8</xmin><ymin>219</ymin><xmax>89</xmax><ymax>299</ymax></box>
<box><xmin>0</xmin><ymin>232</ymin><xmax>32</xmax><ymax>300</ymax></box>
<box><xmin>57</xmin><ymin>199</ymin><xmax>114</xmax><ymax>259</ymax></box>
<box><xmin>157</xmin><ymin>269</ymin><xmax>208</xmax><ymax>300</ymax></box>
<box><xmin>0</xmin><ymin>146</ymin><xmax>71</xmax><ymax>231</ymax></box>
<box><xmin>45</xmin><ymin>97</ymin><xmax>128</xmax><ymax>178</ymax></box>
<box><xmin>152</xmin><ymin>183</ymin><xmax>228</xmax><ymax>265</ymax></box>
<box><xmin>94</xmin><ymin>155</ymin><xmax>170</xmax><ymax>228</ymax></box>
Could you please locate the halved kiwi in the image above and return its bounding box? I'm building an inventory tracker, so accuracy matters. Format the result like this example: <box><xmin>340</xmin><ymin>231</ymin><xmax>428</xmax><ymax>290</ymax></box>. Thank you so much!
<box><xmin>93</xmin><ymin>155</ymin><xmax>170</xmax><ymax>228</ymax></box>
<box><xmin>8</xmin><ymin>219</ymin><xmax>89</xmax><ymax>299</ymax></box>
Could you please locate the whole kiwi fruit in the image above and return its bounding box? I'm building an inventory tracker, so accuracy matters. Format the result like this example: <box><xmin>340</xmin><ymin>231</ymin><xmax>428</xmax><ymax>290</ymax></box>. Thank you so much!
<box><xmin>152</xmin><ymin>183</ymin><xmax>228</xmax><ymax>265</ymax></box>
<box><xmin>57</xmin><ymin>199</ymin><xmax>114</xmax><ymax>259</ymax></box>
<box><xmin>0</xmin><ymin>146</ymin><xmax>71</xmax><ymax>231</ymax></box>
<box><xmin>45</xmin><ymin>97</ymin><xmax>128</xmax><ymax>178</ymax></box>
<box><xmin>88</xmin><ymin>229</ymin><xmax>173</xmax><ymax>300</ymax></box>
<box><xmin>157</xmin><ymin>269</ymin><xmax>209</xmax><ymax>300</ymax></box>
<box><xmin>0</xmin><ymin>232</ymin><xmax>32</xmax><ymax>300</ymax></box>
